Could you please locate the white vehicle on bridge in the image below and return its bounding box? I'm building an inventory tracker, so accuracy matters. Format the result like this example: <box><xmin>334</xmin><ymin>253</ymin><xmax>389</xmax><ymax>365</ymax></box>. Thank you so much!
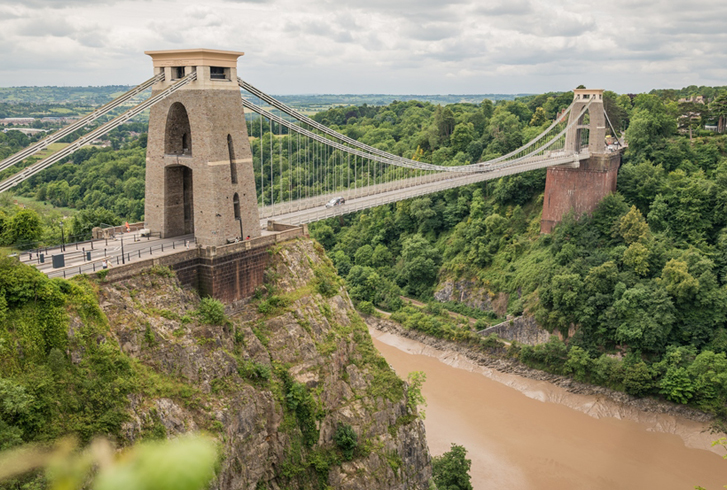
<box><xmin>325</xmin><ymin>197</ymin><xmax>345</xmax><ymax>208</ymax></box>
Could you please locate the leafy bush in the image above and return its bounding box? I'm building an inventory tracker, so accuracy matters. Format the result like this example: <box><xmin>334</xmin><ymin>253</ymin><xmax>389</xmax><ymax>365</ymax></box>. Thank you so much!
<box><xmin>334</xmin><ymin>423</ymin><xmax>358</xmax><ymax>461</ymax></box>
<box><xmin>406</xmin><ymin>371</ymin><xmax>427</xmax><ymax>419</ymax></box>
<box><xmin>238</xmin><ymin>360</ymin><xmax>271</xmax><ymax>382</ymax></box>
<box><xmin>357</xmin><ymin>301</ymin><xmax>375</xmax><ymax>315</ymax></box>
<box><xmin>196</xmin><ymin>298</ymin><xmax>226</xmax><ymax>325</ymax></box>
<box><xmin>257</xmin><ymin>295</ymin><xmax>290</xmax><ymax>315</ymax></box>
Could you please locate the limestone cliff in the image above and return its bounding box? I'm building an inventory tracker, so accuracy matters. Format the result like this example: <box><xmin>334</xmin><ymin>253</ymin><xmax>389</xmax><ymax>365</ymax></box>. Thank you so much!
<box><xmin>95</xmin><ymin>239</ymin><xmax>431</xmax><ymax>490</ymax></box>
<box><xmin>433</xmin><ymin>279</ymin><xmax>508</xmax><ymax>317</ymax></box>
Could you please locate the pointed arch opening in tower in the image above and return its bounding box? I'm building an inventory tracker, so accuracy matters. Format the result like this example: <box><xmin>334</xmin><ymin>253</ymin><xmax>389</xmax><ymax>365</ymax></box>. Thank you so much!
<box><xmin>233</xmin><ymin>192</ymin><xmax>241</xmax><ymax>220</ymax></box>
<box><xmin>228</xmin><ymin>134</ymin><xmax>238</xmax><ymax>184</ymax></box>
<box><xmin>165</xmin><ymin>102</ymin><xmax>192</xmax><ymax>155</ymax></box>
<box><xmin>164</xmin><ymin>165</ymin><xmax>194</xmax><ymax>237</ymax></box>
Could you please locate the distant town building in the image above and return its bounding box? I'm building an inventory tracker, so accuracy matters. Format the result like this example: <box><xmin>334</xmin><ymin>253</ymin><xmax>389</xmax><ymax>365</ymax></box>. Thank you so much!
<box><xmin>40</xmin><ymin>116</ymin><xmax>78</xmax><ymax>123</ymax></box>
<box><xmin>0</xmin><ymin>117</ymin><xmax>35</xmax><ymax>126</ymax></box>
<box><xmin>2</xmin><ymin>128</ymin><xmax>47</xmax><ymax>136</ymax></box>
<box><xmin>678</xmin><ymin>95</ymin><xmax>705</xmax><ymax>104</ymax></box>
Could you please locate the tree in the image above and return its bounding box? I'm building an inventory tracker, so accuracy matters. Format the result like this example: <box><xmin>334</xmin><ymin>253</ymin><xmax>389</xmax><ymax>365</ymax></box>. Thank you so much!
<box><xmin>661</xmin><ymin>259</ymin><xmax>699</xmax><ymax>303</ymax></box>
<box><xmin>69</xmin><ymin>208</ymin><xmax>120</xmax><ymax>241</ymax></box>
<box><xmin>659</xmin><ymin>366</ymin><xmax>694</xmax><ymax>404</ymax></box>
<box><xmin>624</xmin><ymin>98</ymin><xmax>675</xmax><ymax>161</ymax></box>
<box><xmin>3</xmin><ymin>208</ymin><xmax>43</xmax><ymax>248</ymax></box>
<box><xmin>432</xmin><ymin>443</ymin><xmax>473</xmax><ymax>490</ymax></box>
<box><xmin>677</xmin><ymin>102</ymin><xmax>706</xmax><ymax>141</ymax></box>
<box><xmin>622</xmin><ymin>242</ymin><xmax>650</xmax><ymax>276</ymax></box>
<box><xmin>450</xmin><ymin>123</ymin><xmax>475</xmax><ymax>154</ymax></box>
<box><xmin>614</xmin><ymin>284</ymin><xmax>675</xmax><ymax>355</ymax></box>
<box><xmin>709</xmin><ymin>92</ymin><xmax>727</xmax><ymax>133</ymax></box>
<box><xmin>431</xmin><ymin>106</ymin><xmax>456</xmax><ymax>148</ymax></box>
<box><xmin>485</xmin><ymin>110</ymin><xmax>522</xmax><ymax>155</ymax></box>
<box><xmin>617</xmin><ymin>206</ymin><xmax>649</xmax><ymax>245</ymax></box>
<box><xmin>312</xmin><ymin>224</ymin><xmax>335</xmax><ymax>249</ymax></box>
<box><xmin>529</xmin><ymin>107</ymin><xmax>547</xmax><ymax>127</ymax></box>
<box><xmin>622</xmin><ymin>360</ymin><xmax>655</xmax><ymax>396</ymax></box>
<box><xmin>399</xmin><ymin>234</ymin><xmax>441</xmax><ymax>297</ymax></box>
<box><xmin>354</xmin><ymin>244</ymin><xmax>374</xmax><ymax>266</ymax></box>
<box><xmin>564</xmin><ymin>346</ymin><xmax>592</xmax><ymax>382</ymax></box>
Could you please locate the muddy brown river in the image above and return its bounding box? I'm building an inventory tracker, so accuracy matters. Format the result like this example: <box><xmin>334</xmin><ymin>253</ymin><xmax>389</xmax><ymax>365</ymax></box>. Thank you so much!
<box><xmin>370</xmin><ymin>328</ymin><xmax>727</xmax><ymax>490</ymax></box>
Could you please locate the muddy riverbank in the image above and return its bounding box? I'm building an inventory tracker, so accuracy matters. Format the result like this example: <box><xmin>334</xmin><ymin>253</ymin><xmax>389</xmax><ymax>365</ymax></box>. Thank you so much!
<box><xmin>368</xmin><ymin>316</ymin><xmax>727</xmax><ymax>490</ymax></box>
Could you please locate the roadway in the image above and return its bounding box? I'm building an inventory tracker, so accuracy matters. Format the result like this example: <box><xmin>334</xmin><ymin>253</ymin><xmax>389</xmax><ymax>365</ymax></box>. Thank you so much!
<box><xmin>19</xmin><ymin>233</ymin><xmax>196</xmax><ymax>279</ymax></box>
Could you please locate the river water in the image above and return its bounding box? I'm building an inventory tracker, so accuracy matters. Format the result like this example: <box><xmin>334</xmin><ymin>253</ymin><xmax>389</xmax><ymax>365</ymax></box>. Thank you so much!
<box><xmin>370</xmin><ymin>328</ymin><xmax>727</xmax><ymax>490</ymax></box>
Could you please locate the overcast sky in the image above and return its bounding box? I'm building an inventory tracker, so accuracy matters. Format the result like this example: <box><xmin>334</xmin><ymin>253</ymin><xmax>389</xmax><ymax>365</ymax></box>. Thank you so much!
<box><xmin>0</xmin><ymin>0</ymin><xmax>725</xmax><ymax>94</ymax></box>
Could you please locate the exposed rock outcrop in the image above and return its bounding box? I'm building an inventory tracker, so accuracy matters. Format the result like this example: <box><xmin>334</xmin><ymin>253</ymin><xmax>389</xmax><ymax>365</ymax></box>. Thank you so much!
<box><xmin>434</xmin><ymin>279</ymin><xmax>508</xmax><ymax>316</ymax></box>
<box><xmin>95</xmin><ymin>239</ymin><xmax>431</xmax><ymax>489</ymax></box>
<box><xmin>478</xmin><ymin>315</ymin><xmax>551</xmax><ymax>345</ymax></box>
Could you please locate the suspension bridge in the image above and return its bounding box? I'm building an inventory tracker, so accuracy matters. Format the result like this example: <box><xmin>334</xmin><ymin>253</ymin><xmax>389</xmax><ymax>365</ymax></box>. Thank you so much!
<box><xmin>1</xmin><ymin>49</ymin><xmax>623</xmax><ymax>272</ymax></box>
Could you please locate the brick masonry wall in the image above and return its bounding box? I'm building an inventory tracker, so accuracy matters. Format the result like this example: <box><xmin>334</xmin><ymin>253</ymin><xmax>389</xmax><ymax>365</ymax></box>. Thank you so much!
<box><xmin>195</xmin><ymin>247</ymin><xmax>270</xmax><ymax>302</ymax></box>
<box><xmin>540</xmin><ymin>153</ymin><xmax>621</xmax><ymax>233</ymax></box>
<box><xmin>102</xmin><ymin>227</ymin><xmax>307</xmax><ymax>303</ymax></box>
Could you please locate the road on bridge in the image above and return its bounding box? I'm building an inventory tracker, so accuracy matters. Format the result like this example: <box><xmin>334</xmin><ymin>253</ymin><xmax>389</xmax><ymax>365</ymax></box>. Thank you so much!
<box><xmin>19</xmin><ymin>233</ymin><xmax>196</xmax><ymax>279</ymax></box>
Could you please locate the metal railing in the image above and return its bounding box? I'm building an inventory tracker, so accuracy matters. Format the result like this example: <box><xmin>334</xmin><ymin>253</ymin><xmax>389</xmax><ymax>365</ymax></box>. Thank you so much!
<box><xmin>45</xmin><ymin>236</ymin><xmax>195</xmax><ymax>279</ymax></box>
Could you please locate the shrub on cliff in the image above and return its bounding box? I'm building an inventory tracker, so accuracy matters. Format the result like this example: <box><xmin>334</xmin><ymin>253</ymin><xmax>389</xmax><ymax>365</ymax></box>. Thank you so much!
<box><xmin>334</xmin><ymin>423</ymin><xmax>358</xmax><ymax>461</ymax></box>
<box><xmin>196</xmin><ymin>297</ymin><xmax>227</xmax><ymax>325</ymax></box>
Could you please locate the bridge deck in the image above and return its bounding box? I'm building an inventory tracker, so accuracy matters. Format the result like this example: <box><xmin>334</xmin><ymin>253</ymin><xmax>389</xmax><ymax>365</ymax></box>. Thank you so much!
<box><xmin>262</xmin><ymin>150</ymin><xmax>590</xmax><ymax>226</ymax></box>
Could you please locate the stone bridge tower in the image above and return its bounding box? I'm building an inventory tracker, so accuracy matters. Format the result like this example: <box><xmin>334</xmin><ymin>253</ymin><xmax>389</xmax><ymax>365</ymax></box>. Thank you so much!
<box><xmin>540</xmin><ymin>88</ymin><xmax>621</xmax><ymax>233</ymax></box>
<box><xmin>144</xmin><ymin>48</ymin><xmax>261</xmax><ymax>247</ymax></box>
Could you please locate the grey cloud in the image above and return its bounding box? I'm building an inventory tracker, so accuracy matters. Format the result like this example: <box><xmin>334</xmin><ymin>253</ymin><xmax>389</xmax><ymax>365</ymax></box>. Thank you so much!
<box><xmin>284</xmin><ymin>18</ymin><xmax>357</xmax><ymax>44</ymax></box>
<box><xmin>0</xmin><ymin>0</ymin><xmax>126</xmax><ymax>8</ymax></box>
<box><xmin>403</xmin><ymin>23</ymin><xmax>460</xmax><ymax>42</ymax></box>
<box><xmin>315</xmin><ymin>0</ymin><xmax>468</xmax><ymax>22</ymax></box>
<box><xmin>18</xmin><ymin>18</ymin><xmax>76</xmax><ymax>37</ymax></box>
<box><xmin>1</xmin><ymin>0</ymin><xmax>727</xmax><ymax>95</ymax></box>
<box><xmin>476</xmin><ymin>0</ymin><xmax>532</xmax><ymax>16</ymax></box>
<box><xmin>0</xmin><ymin>5</ymin><xmax>24</xmax><ymax>18</ymax></box>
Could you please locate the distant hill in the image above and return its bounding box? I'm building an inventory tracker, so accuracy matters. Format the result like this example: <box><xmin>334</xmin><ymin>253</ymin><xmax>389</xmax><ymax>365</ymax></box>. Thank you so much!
<box><xmin>0</xmin><ymin>85</ymin><xmax>528</xmax><ymax>108</ymax></box>
<box><xmin>0</xmin><ymin>86</ymin><xmax>133</xmax><ymax>105</ymax></box>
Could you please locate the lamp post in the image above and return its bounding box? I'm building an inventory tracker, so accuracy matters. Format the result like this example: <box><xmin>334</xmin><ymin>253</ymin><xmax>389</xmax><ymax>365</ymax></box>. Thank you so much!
<box><xmin>120</xmin><ymin>236</ymin><xmax>125</xmax><ymax>264</ymax></box>
<box><xmin>59</xmin><ymin>221</ymin><xmax>65</xmax><ymax>252</ymax></box>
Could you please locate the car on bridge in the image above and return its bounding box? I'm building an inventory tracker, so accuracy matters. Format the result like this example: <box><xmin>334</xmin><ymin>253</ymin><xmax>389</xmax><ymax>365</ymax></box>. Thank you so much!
<box><xmin>325</xmin><ymin>196</ymin><xmax>345</xmax><ymax>208</ymax></box>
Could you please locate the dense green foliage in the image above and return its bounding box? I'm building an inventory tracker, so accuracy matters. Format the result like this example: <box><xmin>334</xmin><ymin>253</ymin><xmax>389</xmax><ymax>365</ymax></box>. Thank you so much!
<box><xmin>0</xmin><ymin>257</ymin><xmax>137</xmax><ymax>452</ymax></box>
<box><xmin>0</xmin><ymin>131</ymin><xmax>31</xmax><ymax>161</ymax></box>
<box><xmin>0</xmin><ymin>127</ymin><xmax>145</xmax><ymax>246</ymax></box>
<box><xmin>432</xmin><ymin>444</ymin><xmax>473</xmax><ymax>490</ymax></box>
<box><xmin>16</xmin><ymin>144</ymin><xmax>147</xmax><ymax>223</ymax></box>
<box><xmin>309</xmin><ymin>89</ymin><xmax>727</xmax><ymax>415</ymax></box>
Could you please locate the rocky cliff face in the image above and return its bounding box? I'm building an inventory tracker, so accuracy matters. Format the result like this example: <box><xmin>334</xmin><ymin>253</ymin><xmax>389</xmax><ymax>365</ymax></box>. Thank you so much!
<box><xmin>433</xmin><ymin>279</ymin><xmax>508</xmax><ymax>317</ymax></box>
<box><xmin>96</xmin><ymin>239</ymin><xmax>431</xmax><ymax>489</ymax></box>
<box><xmin>478</xmin><ymin>316</ymin><xmax>552</xmax><ymax>345</ymax></box>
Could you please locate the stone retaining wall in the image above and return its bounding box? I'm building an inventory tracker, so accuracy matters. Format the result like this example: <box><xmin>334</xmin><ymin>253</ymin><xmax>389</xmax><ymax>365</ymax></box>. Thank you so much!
<box><xmin>103</xmin><ymin>226</ymin><xmax>308</xmax><ymax>302</ymax></box>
